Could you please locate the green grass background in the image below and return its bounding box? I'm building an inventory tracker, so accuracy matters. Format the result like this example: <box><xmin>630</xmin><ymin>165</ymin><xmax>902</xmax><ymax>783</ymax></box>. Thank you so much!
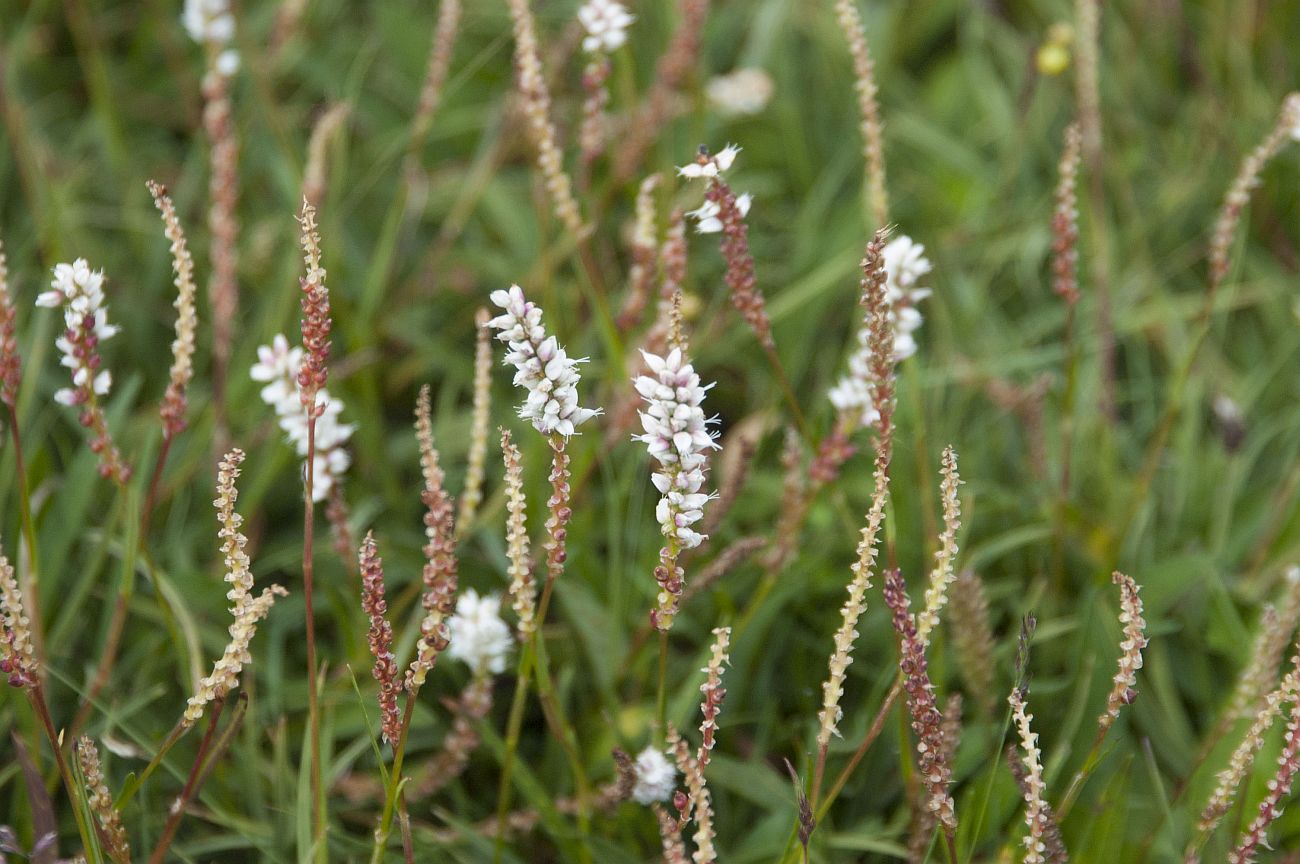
<box><xmin>3</xmin><ymin>0</ymin><xmax>1300</xmax><ymax>860</ymax></box>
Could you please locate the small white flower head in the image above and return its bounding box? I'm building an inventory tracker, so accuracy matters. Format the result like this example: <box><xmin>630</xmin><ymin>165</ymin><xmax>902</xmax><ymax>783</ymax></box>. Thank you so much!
<box><xmin>633</xmin><ymin>348</ymin><xmax>720</xmax><ymax>550</ymax></box>
<box><xmin>250</xmin><ymin>335</ymin><xmax>354</xmax><ymax>501</ymax></box>
<box><xmin>39</xmin><ymin>260</ymin><xmax>119</xmax><ymax>407</ymax></box>
<box><xmin>1282</xmin><ymin>93</ymin><xmax>1300</xmax><ymax>142</ymax></box>
<box><xmin>687</xmin><ymin>193</ymin><xmax>752</xmax><ymax>234</ymax></box>
<box><xmin>250</xmin><ymin>334</ymin><xmax>303</xmax><ymax>407</ymax></box>
<box><xmin>215</xmin><ymin>49</ymin><xmax>240</xmax><ymax>77</ymax></box>
<box><xmin>446</xmin><ymin>589</ymin><xmax>512</xmax><ymax>675</ymax></box>
<box><xmin>677</xmin><ymin>143</ymin><xmax>742</xmax><ymax>179</ymax></box>
<box><xmin>182</xmin><ymin>0</ymin><xmax>235</xmax><ymax>46</ymax></box>
<box><xmin>578</xmin><ymin>0</ymin><xmax>634</xmax><ymax>54</ymax></box>
<box><xmin>706</xmin><ymin>68</ymin><xmax>775</xmax><ymax>117</ymax></box>
<box><xmin>488</xmin><ymin>284</ymin><xmax>601</xmax><ymax>438</ymax></box>
<box><xmin>631</xmin><ymin>745</ymin><xmax>677</xmax><ymax>804</ymax></box>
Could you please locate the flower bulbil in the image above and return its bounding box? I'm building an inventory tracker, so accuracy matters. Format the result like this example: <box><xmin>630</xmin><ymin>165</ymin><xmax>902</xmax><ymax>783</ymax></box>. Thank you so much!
<box><xmin>360</xmin><ymin>532</ymin><xmax>401</xmax><ymax>745</ymax></box>
<box><xmin>148</xmin><ymin>180</ymin><xmax>198</xmax><ymax>437</ymax></box>
<box><xmin>489</xmin><ymin>284</ymin><xmax>599</xmax><ymax>438</ymax></box>
<box><xmin>36</xmin><ymin>259</ymin><xmax>131</xmax><ymax>484</ymax></box>
<box><xmin>0</xmin><ymin>551</ymin><xmax>36</xmax><ymax>689</ymax></box>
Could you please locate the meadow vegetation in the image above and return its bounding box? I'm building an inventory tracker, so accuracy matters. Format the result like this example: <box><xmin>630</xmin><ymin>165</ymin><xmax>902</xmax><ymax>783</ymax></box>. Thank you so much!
<box><xmin>2</xmin><ymin>0</ymin><xmax>1300</xmax><ymax>861</ymax></box>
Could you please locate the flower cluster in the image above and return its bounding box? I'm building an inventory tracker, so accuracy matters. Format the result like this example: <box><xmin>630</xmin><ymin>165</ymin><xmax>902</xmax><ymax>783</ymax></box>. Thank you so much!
<box><xmin>36</xmin><ymin>260</ymin><xmax>118</xmax><ymax>407</ymax></box>
<box><xmin>677</xmin><ymin>143</ymin><xmax>741</xmax><ymax>179</ymax></box>
<box><xmin>828</xmin><ymin>234</ymin><xmax>931</xmax><ymax>427</ymax></box>
<box><xmin>686</xmin><ymin>193</ymin><xmax>752</xmax><ymax>235</ymax></box>
<box><xmin>488</xmin><ymin>285</ymin><xmax>599</xmax><ymax>438</ymax></box>
<box><xmin>634</xmin><ymin>348</ymin><xmax>720</xmax><ymax>551</ymax></box>
<box><xmin>250</xmin><ymin>334</ymin><xmax>354</xmax><ymax>501</ymax></box>
<box><xmin>632</xmin><ymin>746</ymin><xmax>677</xmax><ymax>804</ymax></box>
<box><xmin>446</xmin><ymin>590</ymin><xmax>512</xmax><ymax>675</ymax></box>
<box><xmin>36</xmin><ymin>259</ymin><xmax>131</xmax><ymax>483</ymax></box>
<box><xmin>577</xmin><ymin>0</ymin><xmax>633</xmax><ymax>54</ymax></box>
<box><xmin>706</xmin><ymin>68</ymin><xmax>775</xmax><ymax>117</ymax></box>
<box><xmin>182</xmin><ymin>0</ymin><xmax>239</xmax><ymax>75</ymax></box>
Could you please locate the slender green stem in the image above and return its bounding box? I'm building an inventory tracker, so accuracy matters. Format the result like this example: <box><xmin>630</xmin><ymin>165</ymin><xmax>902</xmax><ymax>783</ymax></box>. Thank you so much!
<box><xmin>147</xmin><ymin>697</ymin><xmax>225</xmax><ymax>864</ymax></box>
<box><xmin>656</xmin><ymin>630</ymin><xmax>668</xmax><ymax>737</ymax></box>
<box><xmin>371</xmin><ymin>698</ymin><xmax>417</xmax><ymax>863</ymax></box>
<box><xmin>303</xmin><ymin>417</ymin><xmax>326</xmax><ymax>863</ymax></box>
<box><xmin>29</xmin><ymin>684</ymin><xmax>97</xmax><ymax>860</ymax></box>
<box><xmin>493</xmin><ymin>641</ymin><xmax>536</xmax><ymax>862</ymax></box>
<box><xmin>1053</xmin><ymin>722</ymin><xmax>1111</xmax><ymax>822</ymax></box>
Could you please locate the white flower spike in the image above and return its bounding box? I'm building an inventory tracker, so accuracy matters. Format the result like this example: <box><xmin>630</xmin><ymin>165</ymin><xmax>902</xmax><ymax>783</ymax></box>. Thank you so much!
<box><xmin>578</xmin><ymin>0</ymin><xmax>634</xmax><ymax>54</ymax></box>
<box><xmin>446</xmin><ymin>589</ymin><xmax>512</xmax><ymax>675</ymax></box>
<box><xmin>631</xmin><ymin>746</ymin><xmax>677</xmax><ymax>804</ymax></box>
<box><xmin>488</xmin><ymin>284</ymin><xmax>600</xmax><ymax>438</ymax></box>
<box><xmin>633</xmin><ymin>347</ymin><xmax>720</xmax><ymax>550</ymax></box>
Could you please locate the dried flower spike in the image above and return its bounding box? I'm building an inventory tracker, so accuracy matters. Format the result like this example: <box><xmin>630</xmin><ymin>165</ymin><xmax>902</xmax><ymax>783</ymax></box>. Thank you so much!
<box><xmin>1098</xmin><ymin>570</ymin><xmax>1147</xmax><ymax>735</ymax></box>
<box><xmin>883</xmin><ymin>569</ymin><xmax>957</xmax><ymax>831</ymax></box>
<box><xmin>488</xmin><ymin>284</ymin><xmax>600</xmax><ymax>438</ymax></box>
<box><xmin>1227</xmin><ymin>568</ymin><xmax>1300</xmax><ymax>725</ymax></box>
<box><xmin>833</xmin><ymin>0</ymin><xmax>888</xmax><ymax>228</ymax></box>
<box><xmin>1008</xmin><ymin>688</ymin><xmax>1055</xmax><ymax>864</ymax></box>
<box><xmin>409</xmin><ymin>0</ymin><xmax>461</xmax><ymax>160</ymax></box>
<box><xmin>76</xmin><ymin>737</ymin><xmax>130</xmax><ymax>863</ymax></box>
<box><xmin>35</xmin><ymin>259</ymin><xmax>131</xmax><ymax>484</ymax></box>
<box><xmin>949</xmin><ymin>568</ymin><xmax>997</xmax><ymax>716</ymax></box>
<box><xmin>916</xmin><ymin>446</ymin><xmax>962</xmax><ymax>649</ymax></box>
<box><xmin>457</xmin><ymin>308</ymin><xmax>493</xmax><ymax>535</ymax></box>
<box><xmin>1197</xmin><ymin>662</ymin><xmax>1299</xmax><ymax>840</ymax></box>
<box><xmin>1228</xmin><ymin>689</ymin><xmax>1300</xmax><ymax>864</ymax></box>
<box><xmin>184</xmin><ymin>450</ymin><xmax>287</xmax><ymax>727</ymax></box>
<box><xmin>407</xmin><ymin>385</ymin><xmax>459</xmax><ymax>691</ymax></box>
<box><xmin>697</xmin><ymin>626</ymin><xmax>731</xmax><ymax>770</ymax></box>
<box><xmin>148</xmin><ymin>180</ymin><xmax>199</xmax><ymax>438</ymax></box>
<box><xmin>1051</xmin><ymin>124</ymin><xmax>1082</xmax><ymax>304</ymax></box>
<box><xmin>1208</xmin><ymin>92</ymin><xmax>1300</xmax><ymax>300</ymax></box>
<box><xmin>0</xmin><ymin>550</ymin><xmax>36</xmax><ymax>689</ymax></box>
<box><xmin>500</xmin><ymin>428</ymin><xmax>536</xmax><ymax>636</ymax></box>
<box><xmin>816</xmin><ymin>232</ymin><xmax>895</xmax><ymax>752</ymax></box>
<box><xmin>0</xmin><ymin>240</ymin><xmax>21</xmax><ymax>408</ymax></box>
<box><xmin>359</xmin><ymin>532</ymin><xmax>401</xmax><ymax>745</ymax></box>
<box><xmin>506</xmin><ymin>0</ymin><xmax>585</xmax><ymax>237</ymax></box>
<box><xmin>296</xmin><ymin>200</ymin><xmax>331</xmax><ymax>414</ymax></box>
<box><xmin>668</xmin><ymin>728</ymin><xmax>718</xmax><ymax>864</ymax></box>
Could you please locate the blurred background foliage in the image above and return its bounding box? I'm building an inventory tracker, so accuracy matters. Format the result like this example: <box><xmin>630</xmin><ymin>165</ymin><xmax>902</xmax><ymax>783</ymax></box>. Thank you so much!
<box><xmin>2</xmin><ymin>0</ymin><xmax>1300</xmax><ymax>860</ymax></box>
